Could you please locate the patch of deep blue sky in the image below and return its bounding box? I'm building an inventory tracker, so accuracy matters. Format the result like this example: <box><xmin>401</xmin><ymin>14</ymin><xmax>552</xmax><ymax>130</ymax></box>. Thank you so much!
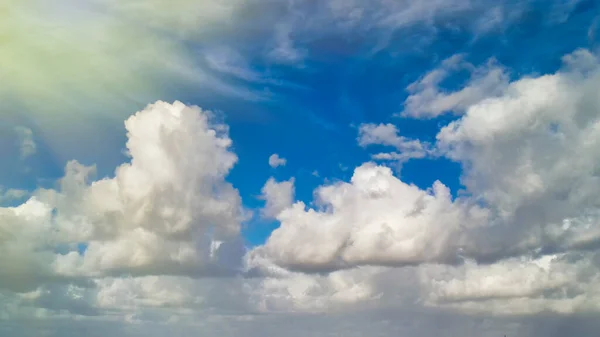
<box><xmin>2</xmin><ymin>0</ymin><xmax>597</xmax><ymax>245</ymax></box>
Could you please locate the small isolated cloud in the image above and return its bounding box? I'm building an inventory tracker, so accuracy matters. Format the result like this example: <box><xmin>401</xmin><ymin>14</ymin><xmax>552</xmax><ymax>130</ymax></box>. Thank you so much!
<box><xmin>268</xmin><ymin>153</ymin><xmax>287</xmax><ymax>168</ymax></box>
<box><xmin>358</xmin><ymin>123</ymin><xmax>432</xmax><ymax>167</ymax></box>
<box><xmin>14</xmin><ymin>126</ymin><xmax>36</xmax><ymax>159</ymax></box>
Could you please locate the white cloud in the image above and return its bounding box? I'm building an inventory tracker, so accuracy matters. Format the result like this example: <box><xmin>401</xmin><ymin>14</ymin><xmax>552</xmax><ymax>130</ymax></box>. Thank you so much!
<box><xmin>247</xmin><ymin>265</ymin><xmax>383</xmax><ymax>313</ymax></box>
<box><xmin>249</xmin><ymin>163</ymin><xmax>488</xmax><ymax>272</ymax></box>
<box><xmin>246</xmin><ymin>49</ymin><xmax>600</xmax><ymax>324</ymax></box>
<box><xmin>358</xmin><ymin>123</ymin><xmax>432</xmax><ymax>166</ymax></box>
<box><xmin>0</xmin><ymin>198</ymin><xmax>57</xmax><ymax>292</ymax></box>
<box><xmin>260</xmin><ymin>178</ymin><xmax>295</xmax><ymax>219</ymax></box>
<box><xmin>268</xmin><ymin>153</ymin><xmax>287</xmax><ymax>168</ymax></box>
<box><xmin>6</xmin><ymin>48</ymin><xmax>600</xmax><ymax>337</ymax></box>
<box><xmin>403</xmin><ymin>55</ymin><xmax>510</xmax><ymax>118</ymax></box>
<box><xmin>437</xmin><ymin>49</ymin><xmax>600</xmax><ymax>260</ymax></box>
<box><xmin>0</xmin><ymin>101</ymin><xmax>246</xmax><ymax>294</ymax></box>
<box><xmin>419</xmin><ymin>251</ymin><xmax>600</xmax><ymax>316</ymax></box>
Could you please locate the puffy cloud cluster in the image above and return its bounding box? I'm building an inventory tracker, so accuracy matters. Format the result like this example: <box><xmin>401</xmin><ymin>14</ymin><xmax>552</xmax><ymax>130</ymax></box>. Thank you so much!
<box><xmin>439</xmin><ymin>49</ymin><xmax>600</xmax><ymax>260</ymax></box>
<box><xmin>252</xmin><ymin>163</ymin><xmax>487</xmax><ymax>272</ymax></box>
<box><xmin>5</xmin><ymin>49</ymin><xmax>600</xmax><ymax>336</ymax></box>
<box><xmin>0</xmin><ymin>101</ymin><xmax>245</xmax><ymax>295</ymax></box>
<box><xmin>419</xmin><ymin>253</ymin><xmax>600</xmax><ymax>315</ymax></box>
<box><xmin>249</xmin><ymin>49</ymin><xmax>600</xmax><ymax>319</ymax></box>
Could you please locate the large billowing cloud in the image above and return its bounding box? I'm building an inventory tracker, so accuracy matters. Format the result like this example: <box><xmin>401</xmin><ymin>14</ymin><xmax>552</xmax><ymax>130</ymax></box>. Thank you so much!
<box><xmin>250</xmin><ymin>163</ymin><xmax>487</xmax><ymax>272</ymax></box>
<box><xmin>0</xmin><ymin>101</ymin><xmax>245</xmax><ymax>294</ymax></box>
<box><xmin>439</xmin><ymin>49</ymin><xmax>600</xmax><ymax>260</ymax></box>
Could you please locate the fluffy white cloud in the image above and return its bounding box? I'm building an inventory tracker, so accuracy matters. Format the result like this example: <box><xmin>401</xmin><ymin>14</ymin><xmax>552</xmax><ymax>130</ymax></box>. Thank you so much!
<box><xmin>419</xmin><ymin>251</ymin><xmax>600</xmax><ymax>316</ymax></box>
<box><xmin>0</xmin><ymin>198</ymin><xmax>57</xmax><ymax>292</ymax></box>
<box><xmin>268</xmin><ymin>153</ymin><xmax>287</xmax><ymax>168</ymax></box>
<box><xmin>260</xmin><ymin>178</ymin><xmax>295</xmax><ymax>219</ymax></box>
<box><xmin>403</xmin><ymin>55</ymin><xmax>509</xmax><ymax>118</ymax></box>
<box><xmin>247</xmin><ymin>49</ymin><xmax>600</xmax><ymax>323</ymax></box>
<box><xmin>0</xmin><ymin>101</ymin><xmax>245</xmax><ymax>294</ymax></box>
<box><xmin>6</xmin><ymin>48</ymin><xmax>600</xmax><ymax>337</ymax></box>
<box><xmin>438</xmin><ymin>49</ymin><xmax>600</xmax><ymax>260</ymax></box>
<box><xmin>258</xmin><ymin>48</ymin><xmax>600</xmax><ymax>272</ymax></box>
<box><xmin>250</xmin><ymin>163</ymin><xmax>488</xmax><ymax>272</ymax></box>
<box><xmin>49</xmin><ymin>101</ymin><xmax>245</xmax><ymax>278</ymax></box>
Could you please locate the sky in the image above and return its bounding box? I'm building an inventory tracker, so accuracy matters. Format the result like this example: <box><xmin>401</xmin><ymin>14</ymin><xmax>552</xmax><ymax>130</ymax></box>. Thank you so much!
<box><xmin>1</xmin><ymin>0</ymin><xmax>600</xmax><ymax>336</ymax></box>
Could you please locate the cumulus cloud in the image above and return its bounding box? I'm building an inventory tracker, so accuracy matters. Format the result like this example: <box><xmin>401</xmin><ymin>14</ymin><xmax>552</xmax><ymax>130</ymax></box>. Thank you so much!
<box><xmin>0</xmin><ymin>198</ymin><xmax>58</xmax><ymax>292</ymax></box>
<box><xmin>5</xmin><ymin>34</ymin><xmax>600</xmax><ymax>337</ymax></box>
<box><xmin>0</xmin><ymin>101</ymin><xmax>246</xmax><ymax>294</ymax></box>
<box><xmin>258</xmin><ymin>48</ymin><xmax>600</xmax><ymax>273</ymax></box>
<box><xmin>248</xmin><ymin>49</ymin><xmax>600</xmax><ymax>321</ymax></box>
<box><xmin>249</xmin><ymin>163</ymin><xmax>488</xmax><ymax>272</ymax></box>
<box><xmin>260</xmin><ymin>178</ymin><xmax>295</xmax><ymax>219</ymax></box>
<box><xmin>403</xmin><ymin>55</ymin><xmax>510</xmax><ymax>118</ymax></box>
<box><xmin>268</xmin><ymin>153</ymin><xmax>287</xmax><ymax>168</ymax></box>
<box><xmin>438</xmin><ymin>49</ymin><xmax>600</xmax><ymax>260</ymax></box>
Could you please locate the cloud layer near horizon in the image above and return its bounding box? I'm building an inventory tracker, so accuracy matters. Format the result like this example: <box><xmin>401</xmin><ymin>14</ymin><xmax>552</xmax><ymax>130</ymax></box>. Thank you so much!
<box><xmin>2</xmin><ymin>0</ymin><xmax>600</xmax><ymax>335</ymax></box>
<box><xmin>3</xmin><ymin>48</ymin><xmax>600</xmax><ymax>336</ymax></box>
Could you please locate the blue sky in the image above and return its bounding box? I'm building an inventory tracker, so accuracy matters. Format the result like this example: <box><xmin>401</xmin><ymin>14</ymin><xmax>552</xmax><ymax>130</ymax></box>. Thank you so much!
<box><xmin>1</xmin><ymin>0</ymin><xmax>597</xmax><ymax>241</ymax></box>
<box><xmin>201</xmin><ymin>0</ymin><xmax>596</xmax><ymax>244</ymax></box>
<box><xmin>2</xmin><ymin>1</ymin><xmax>600</xmax><ymax>336</ymax></box>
